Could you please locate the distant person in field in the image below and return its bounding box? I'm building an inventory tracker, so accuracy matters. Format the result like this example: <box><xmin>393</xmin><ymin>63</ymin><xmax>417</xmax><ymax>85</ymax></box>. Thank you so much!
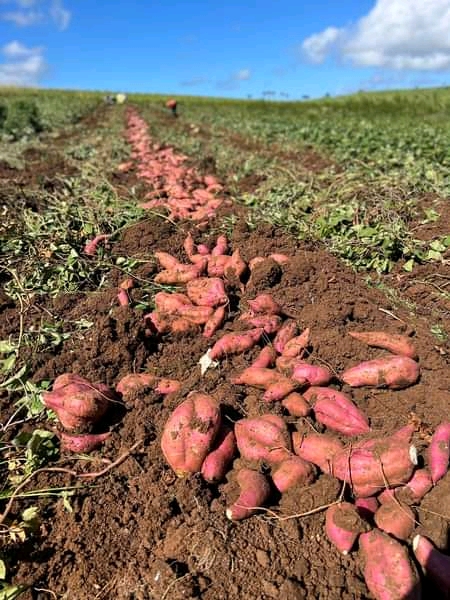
<box><xmin>166</xmin><ymin>98</ymin><xmax>177</xmax><ymax>117</ymax></box>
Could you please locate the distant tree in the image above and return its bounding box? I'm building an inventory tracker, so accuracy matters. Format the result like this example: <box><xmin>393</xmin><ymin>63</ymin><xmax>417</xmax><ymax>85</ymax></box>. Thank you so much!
<box><xmin>302</xmin><ymin>94</ymin><xmax>310</xmax><ymax>100</ymax></box>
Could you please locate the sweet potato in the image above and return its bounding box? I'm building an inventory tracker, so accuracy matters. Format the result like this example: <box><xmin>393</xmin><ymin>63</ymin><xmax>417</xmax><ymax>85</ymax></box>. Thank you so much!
<box><xmin>207</xmin><ymin>255</ymin><xmax>230</xmax><ymax>277</ymax></box>
<box><xmin>263</xmin><ymin>379</ymin><xmax>298</xmax><ymax>402</ymax></box>
<box><xmin>348</xmin><ymin>331</ymin><xmax>418</xmax><ymax>360</ymax></box>
<box><xmin>226</xmin><ymin>468</ymin><xmax>271</xmax><ymax>521</ymax></box>
<box><xmin>239</xmin><ymin>314</ymin><xmax>282</xmax><ymax>334</ymax></box>
<box><xmin>154</xmin><ymin>291</ymin><xmax>192</xmax><ymax>314</ymax></box>
<box><xmin>116</xmin><ymin>373</ymin><xmax>156</xmax><ymax>396</ymax></box>
<box><xmin>360</xmin><ymin>529</ymin><xmax>421</xmax><ymax>600</ymax></box>
<box><xmin>201</xmin><ymin>425</ymin><xmax>236</xmax><ymax>483</ymax></box>
<box><xmin>292</xmin><ymin>432</ymin><xmax>343</xmax><ymax>474</ymax></box>
<box><xmin>186</xmin><ymin>277</ymin><xmax>228</xmax><ymax>307</ymax></box>
<box><xmin>170</xmin><ymin>316</ymin><xmax>199</xmax><ymax>334</ymax></box>
<box><xmin>144</xmin><ymin>311</ymin><xmax>172</xmax><ymax>334</ymax></box>
<box><xmin>391</xmin><ymin>423</ymin><xmax>416</xmax><ymax>443</ymax></box>
<box><xmin>155</xmin><ymin>260</ymin><xmax>206</xmax><ymax>284</ymax></box>
<box><xmin>412</xmin><ymin>534</ymin><xmax>450</xmax><ymax>596</ymax></box>
<box><xmin>269</xmin><ymin>253</ymin><xmax>290</xmax><ymax>264</ymax></box>
<box><xmin>183</xmin><ymin>232</ymin><xmax>195</xmax><ymax>258</ymax></box>
<box><xmin>232</xmin><ymin>367</ymin><xmax>297</xmax><ymax>401</ymax></box>
<box><xmin>251</xmin><ymin>346</ymin><xmax>277</xmax><ymax>369</ymax></box>
<box><xmin>209</xmin><ymin>329</ymin><xmax>263</xmax><ymax>360</ymax></box>
<box><xmin>177</xmin><ymin>305</ymin><xmax>214</xmax><ymax>324</ymax></box>
<box><xmin>154</xmin><ymin>251</ymin><xmax>180</xmax><ymax>270</ymax></box>
<box><xmin>155</xmin><ymin>378</ymin><xmax>181</xmax><ymax>394</ymax></box>
<box><xmin>426</xmin><ymin>421</ymin><xmax>450</xmax><ymax>483</ymax></box>
<box><xmin>211</xmin><ymin>234</ymin><xmax>228</xmax><ymax>256</ymax></box>
<box><xmin>225</xmin><ymin>249</ymin><xmax>247</xmax><ymax>280</ymax></box>
<box><xmin>355</xmin><ymin>496</ymin><xmax>379</xmax><ymax>520</ymax></box>
<box><xmin>84</xmin><ymin>234</ymin><xmax>110</xmax><ymax>256</ymax></box>
<box><xmin>197</xmin><ymin>243</ymin><xmax>210</xmax><ymax>255</ymax></box>
<box><xmin>341</xmin><ymin>356</ymin><xmax>420</xmax><ymax>389</ymax></box>
<box><xmin>273</xmin><ymin>320</ymin><xmax>298</xmax><ymax>354</ymax></box>
<box><xmin>325</xmin><ymin>502</ymin><xmax>368</xmax><ymax>555</ymax></box>
<box><xmin>281</xmin><ymin>392</ymin><xmax>311</xmax><ymax>417</ymax></box>
<box><xmin>378</xmin><ymin>468</ymin><xmax>433</xmax><ymax>505</ymax></box>
<box><xmin>332</xmin><ymin>437</ymin><xmax>418</xmax><ymax>497</ymax></box>
<box><xmin>374</xmin><ymin>500</ymin><xmax>415</xmax><ymax>541</ymax></box>
<box><xmin>203</xmin><ymin>306</ymin><xmax>226</xmax><ymax>338</ymax></box>
<box><xmin>303</xmin><ymin>387</ymin><xmax>370</xmax><ymax>436</ymax></box>
<box><xmin>292</xmin><ymin>362</ymin><xmax>333</xmax><ymax>386</ymax></box>
<box><xmin>249</xmin><ymin>257</ymin><xmax>265</xmax><ymax>270</ymax></box>
<box><xmin>247</xmin><ymin>294</ymin><xmax>282</xmax><ymax>315</ymax></box>
<box><xmin>59</xmin><ymin>431</ymin><xmax>110</xmax><ymax>453</ymax></box>
<box><xmin>282</xmin><ymin>328</ymin><xmax>310</xmax><ymax>358</ymax></box>
<box><xmin>235</xmin><ymin>414</ymin><xmax>291</xmax><ymax>464</ymax></box>
<box><xmin>272</xmin><ymin>456</ymin><xmax>314</xmax><ymax>493</ymax></box>
<box><xmin>160</xmin><ymin>392</ymin><xmax>221</xmax><ymax>477</ymax></box>
<box><xmin>119</xmin><ymin>277</ymin><xmax>134</xmax><ymax>290</ymax></box>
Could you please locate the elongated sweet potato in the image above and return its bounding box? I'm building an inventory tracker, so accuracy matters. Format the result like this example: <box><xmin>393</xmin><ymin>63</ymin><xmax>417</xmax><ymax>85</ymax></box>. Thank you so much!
<box><xmin>225</xmin><ymin>249</ymin><xmax>247</xmax><ymax>280</ymax></box>
<box><xmin>240</xmin><ymin>314</ymin><xmax>283</xmax><ymax>335</ymax></box>
<box><xmin>325</xmin><ymin>502</ymin><xmax>368</xmax><ymax>555</ymax></box>
<box><xmin>235</xmin><ymin>414</ymin><xmax>291</xmax><ymax>464</ymax></box>
<box><xmin>272</xmin><ymin>456</ymin><xmax>314</xmax><ymax>493</ymax></box>
<box><xmin>203</xmin><ymin>306</ymin><xmax>226</xmax><ymax>338</ymax></box>
<box><xmin>374</xmin><ymin>500</ymin><xmax>415</xmax><ymax>541</ymax></box>
<box><xmin>154</xmin><ymin>292</ymin><xmax>192</xmax><ymax>314</ymax></box>
<box><xmin>292</xmin><ymin>362</ymin><xmax>333</xmax><ymax>386</ymax></box>
<box><xmin>349</xmin><ymin>331</ymin><xmax>418</xmax><ymax>360</ymax></box>
<box><xmin>292</xmin><ymin>431</ymin><xmax>343</xmax><ymax>474</ymax></box>
<box><xmin>281</xmin><ymin>392</ymin><xmax>311</xmax><ymax>417</ymax></box>
<box><xmin>201</xmin><ymin>425</ymin><xmax>236</xmax><ymax>483</ymax></box>
<box><xmin>360</xmin><ymin>529</ymin><xmax>421</xmax><ymax>600</ymax></box>
<box><xmin>211</xmin><ymin>234</ymin><xmax>228</xmax><ymax>256</ymax></box>
<box><xmin>247</xmin><ymin>294</ymin><xmax>282</xmax><ymax>315</ymax></box>
<box><xmin>116</xmin><ymin>373</ymin><xmax>156</xmax><ymax>396</ymax></box>
<box><xmin>154</xmin><ymin>251</ymin><xmax>180</xmax><ymax>270</ymax></box>
<box><xmin>226</xmin><ymin>468</ymin><xmax>271</xmax><ymax>521</ymax></box>
<box><xmin>269</xmin><ymin>253</ymin><xmax>290</xmax><ymax>264</ymax></box>
<box><xmin>186</xmin><ymin>277</ymin><xmax>228</xmax><ymax>307</ymax></box>
<box><xmin>177</xmin><ymin>304</ymin><xmax>214</xmax><ymax>324</ymax></box>
<box><xmin>232</xmin><ymin>367</ymin><xmax>297</xmax><ymax>401</ymax></box>
<box><xmin>332</xmin><ymin>437</ymin><xmax>417</xmax><ymax>497</ymax></box>
<box><xmin>378</xmin><ymin>468</ymin><xmax>433</xmax><ymax>505</ymax></box>
<box><xmin>426</xmin><ymin>421</ymin><xmax>450</xmax><ymax>483</ymax></box>
<box><xmin>251</xmin><ymin>346</ymin><xmax>277</xmax><ymax>369</ymax></box>
<box><xmin>59</xmin><ymin>431</ymin><xmax>110</xmax><ymax>453</ymax></box>
<box><xmin>303</xmin><ymin>387</ymin><xmax>370</xmax><ymax>436</ymax></box>
<box><xmin>341</xmin><ymin>356</ymin><xmax>420</xmax><ymax>389</ymax></box>
<box><xmin>273</xmin><ymin>320</ymin><xmax>298</xmax><ymax>354</ymax></box>
<box><xmin>282</xmin><ymin>328</ymin><xmax>310</xmax><ymax>358</ymax></box>
<box><xmin>197</xmin><ymin>243</ymin><xmax>210</xmax><ymax>255</ymax></box>
<box><xmin>84</xmin><ymin>234</ymin><xmax>110</xmax><ymax>256</ymax></box>
<box><xmin>117</xmin><ymin>289</ymin><xmax>130</xmax><ymax>307</ymax></box>
<box><xmin>160</xmin><ymin>392</ymin><xmax>221</xmax><ymax>477</ymax></box>
<box><xmin>155</xmin><ymin>263</ymin><xmax>205</xmax><ymax>284</ymax></box>
<box><xmin>412</xmin><ymin>534</ymin><xmax>450</xmax><ymax>596</ymax></box>
<box><xmin>209</xmin><ymin>329</ymin><xmax>263</xmax><ymax>360</ymax></box>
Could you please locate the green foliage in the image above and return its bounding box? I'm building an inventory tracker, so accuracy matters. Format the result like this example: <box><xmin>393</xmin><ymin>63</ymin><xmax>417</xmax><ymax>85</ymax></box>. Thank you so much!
<box><xmin>2</xmin><ymin>100</ymin><xmax>42</xmax><ymax>139</ymax></box>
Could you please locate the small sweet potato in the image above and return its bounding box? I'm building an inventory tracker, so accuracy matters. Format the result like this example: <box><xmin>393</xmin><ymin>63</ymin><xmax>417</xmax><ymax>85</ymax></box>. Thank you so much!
<box><xmin>341</xmin><ymin>356</ymin><xmax>420</xmax><ymax>390</ymax></box>
<box><xmin>116</xmin><ymin>373</ymin><xmax>156</xmax><ymax>396</ymax></box>
<box><xmin>84</xmin><ymin>234</ymin><xmax>110</xmax><ymax>256</ymax></box>
<box><xmin>197</xmin><ymin>243</ymin><xmax>211</xmax><ymax>255</ymax></box>
<box><xmin>292</xmin><ymin>431</ymin><xmax>343</xmax><ymax>474</ymax></box>
<box><xmin>186</xmin><ymin>277</ymin><xmax>228</xmax><ymax>307</ymax></box>
<box><xmin>374</xmin><ymin>500</ymin><xmax>415</xmax><ymax>541</ymax></box>
<box><xmin>251</xmin><ymin>346</ymin><xmax>277</xmax><ymax>369</ymax></box>
<box><xmin>209</xmin><ymin>329</ymin><xmax>263</xmax><ymax>360</ymax></box>
<box><xmin>281</xmin><ymin>392</ymin><xmax>311</xmax><ymax>417</ymax></box>
<box><xmin>272</xmin><ymin>456</ymin><xmax>314</xmax><ymax>493</ymax></box>
<box><xmin>292</xmin><ymin>362</ymin><xmax>333</xmax><ymax>386</ymax></box>
<box><xmin>348</xmin><ymin>331</ymin><xmax>418</xmax><ymax>360</ymax></box>
<box><xmin>160</xmin><ymin>392</ymin><xmax>221</xmax><ymax>477</ymax></box>
<box><xmin>226</xmin><ymin>468</ymin><xmax>271</xmax><ymax>521</ymax></box>
<box><xmin>249</xmin><ymin>257</ymin><xmax>265</xmax><ymax>270</ymax></box>
<box><xmin>273</xmin><ymin>320</ymin><xmax>298</xmax><ymax>354</ymax></box>
<box><xmin>360</xmin><ymin>529</ymin><xmax>421</xmax><ymax>600</ymax></box>
<box><xmin>203</xmin><ymin>306</ymin><xmax>226</xmax><ymax>338</ymax></box>
<box><xmin>303</xmin><ymin>387</ymin><xmax>370</xmax><ymax>436</ymax></box>
<box><xmin>154</xmin><ymin>378</ymin><xmax>181</xmax><ymax>394</ymax></box>
<box><xmin>426</xmin><ymin>421</ymin><xmax>450</xmax><ymax>483</ymax></box>
<box><xmin>269</xmin><ymin>253</ymin><xmax>290</xmax><ymax>264</ymax></box>
<box><xmin>59</xmin><ymin>431</ymin><xmax>110</xmax><ymax>453</ymax></box>
<box><xmin>235</xmin><ymin>414</ymin><xmax>291</xmax><ymax>464</ymax></box>
<box><xmin>282</xmin><ymin>328</ymin><xmax>310</xmax><ymax>358</ymax></box>
<box><xmin>117</xmin><ymin>289</ymin><xmax>130</xmax><ymax>307</ymax></box>
<box><xmin>154</xmin><ymin>251</ymin><xmax>180</xmax><ymax>270</ymax></box>
<box><xmin>201</xmin><ymin>425</ymin><xmax>236</xmax><ymax>483</ymax></box>
<box><xmin>211</xmin><ymin>234</ymin><xmax>228</xmax><ymax>256</ymax></box>
<box><xmin>247</xmin><ymin>294</ymin><xmax>282</xmax><ymax>315</ymax></box>
<box><xmin>325</xmin><ymin>502</ymin><xmax>368</xmax><ymax>555</ymax></box>
<box><xmin>412</xmin><ymin>534</ymin><xmax>450</xmax><ymax>596</ymax></box>
<box><xmin>240</xmin><ymin>314</ymin><xmax>283</xmax><ymax>335</ymax></box>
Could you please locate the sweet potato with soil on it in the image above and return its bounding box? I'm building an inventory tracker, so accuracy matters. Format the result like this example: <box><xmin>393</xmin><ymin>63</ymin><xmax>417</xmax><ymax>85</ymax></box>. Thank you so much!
<box><xmin>183</xmin><ymin>232</ymin><xmax>196</xmax><ymax>258</ymax></box>
<box><xmin>263</xmin><ymin>379</ymin><xmax>298</xmax><ymax>402</ymax></box>
<box><xmin>160</xmin><ymin>392</ymin><xmax>221</xmax><ymax>477</ymax></box>
<box><xmin>232</xmin><ymin>367</ymin><xmax>297</xmax><ymax>401</ymax></box>
<box><xmin>303</xmin><ymin>386</ymin><xmax>370</xmax><ymax>436</ymax></box>
<box><xmin>378</xmin><ymin>468</ymin><xmax>433</xmax><ymax>505</ymax></box>
<box><xmin>225</xmin><ymin>249</ymin><xmax>247</xmax><ymax>280</ymax></box>
<box><xmin>186</xmin><ymin>277</ymin><xmax>228</xmax><ymax>307</ymax></box>
<box><xmin>332</xmin><ymin>437</ymin><xmax>418</xmax><ymax>498</ymax></box>
<box><xmin>116</xmin><ymin>373</ymin><xmax>156</xmax><ymax>396</ymax></box>
<box><xmin>84</xmin><ymin>234</ymin><xmax>110</xmax><ymax>256</ymax></box>
<box><xmin>247</xmin><ymin>294</ymin><xmax>282</xmax><ymax>315</ymax></box>
<box><xmin>170</xmin><ymin>316</ymin><xmax>199</xmax><ymax>334</ymax></box>
<box><xmin>144</xmin><ymin>311</ymin><xmax>172</xmax><ymax>334</ymax></box>
<box><xmin>292</xmin><ymin>431</ymin><xmax>343</xmax><ymax>474</ymax></box>
<box><xmin>341</xmin><ymin>356</ymin><xmax>420</xmax><ymax>390</ymax></box>
<box><xmin>203</xmin><ymin>306</ymin><xmax>226</xmax><ymax>338</ymax></box>
<box><xmin>355</xmin><ymin>496</ymin><xmax>379</xmax><ymax>520</ymax></box>
<box><xmin>272</xmin><ymin>456</ymin><xmax>315</xmax><ymax>493</ymax></box>
<box><xmin>226</xmin><ymin>468</ymin><xmax>271</xmax><ymax>521</ymax></box>
<box><xmin>360</xmin><ymin>529</ymin><xmax>421</xmax><ymax>600</ymax></box>
<box><xmin>281</xmin><ymin>392</ymin><xmax>311</xmax><ymax>417</ymax></box>
<box><xmin>154</xmin><ymin>378</ymin><xmax>181</xmax><ymax>394</ymax></box>
<box><xmin>269</xmin><ymin>253</ymin><xmax>290</xmax><ymax>264</ymax></box>
<box><xmin>413</xmin><ymin>534</ymin><xmax>450</xmax><ymax>596</ymax></box>
<box><xmin>281</xmin><ymin>328</ymin><xmax>310</xmax><ymax>358</ymax></box>
<box><xmin>176</xmin><ymin>305</ymin><xmax>214</xmax><ymax>325</ymax></box>
<box><xmin>153</xmin><ymin>251</ymin><xmax>180</xmax><ymax>270</ymax></box>
<box><xmin>239</xmin><ymin>314</ymin><xmax>283</xmax><ymax>335</ymax></box>
<box><xmin>273</xmin><ymin>320</ymin><xmax>298</xmax><ymax>354</ymax></box>
<box><xmin>391</xmin><ymin>423</ymin><xmax>416</xmax><ymax>443</ymax></box>
<box><xmin>235</xmin><ymin>414</ymin><xmax>291</xmax><ymax>464</ymax></box>
<box><xmin>348</xmin><ymin>331</ymin><xmax>418</xmax><ymax>360</ymax></box>
<box><xmin>209</xmin><ymin>329</ymin><xmax>264</xmax><ymax>360</ymax></box>
<box><xmin>59</xmin><ymin>431</ymin><xmax>111</xmax><ymax>453</ymax></box>
<box><xmin>249</xmin><ymin>257</ymin><xmax>265</xmax><ymax>270</ymax></box>
<box><xmin>201</xmin><ymin>425</ymin><xmax>236</xmax><ymax>483</ymax></box>
<box><xmin>154</xmin><ymin>260</ymin><xmax>206</xmax><ymax>284</ymax></box>
<box><xmin>197</xmin><ymin>243</ymin><xmax>210</xmax><ymax>256</ymax></box>
<box><xmin>251</xmin><ymin>346</ymin><xmax>277</xmax><ymax>369</ymax></box>
<box><xmin>154</xmin><ymin>292</ymin><xmax>193</xmax><ymax>315</ymax></box>
<box><xmin>207</xmin><ymin>255</ymin><xmax>230</xmax><ymax>277</ymax></box>
<box><xmin>325</xmin><ymin>502</ymin><xmax>369</xmax><ymax>555</ymax></box>
<box><xmin>426</xmin><ymin>421</ymin><xmax>450</xmax><ymax>483</ymax></box>
<box><xmin>291</xmin><ymin>362</ymin><xmax>333</xmax><ymax>387</ymax></box>
<box><xmin>374</xmin><ymin>500</ymin><xmax>415</xmax><ymax>541</ymax></box>
<box><xmin>211</xmin><ymin>234</ymin><xmax>228</xmax><ymax>256</ymax></box>
<box><xmin>119</xmin><ymin>277</ymin><xmax>134</xmax><ymax>290</ymax></box>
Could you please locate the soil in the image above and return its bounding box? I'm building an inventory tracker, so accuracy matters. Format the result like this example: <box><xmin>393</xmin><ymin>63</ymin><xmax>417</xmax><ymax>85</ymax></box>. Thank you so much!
<box><xmin>0</xmin><ymin>107</ymin><xmax>449</xmax><ymax>600</ymax></box>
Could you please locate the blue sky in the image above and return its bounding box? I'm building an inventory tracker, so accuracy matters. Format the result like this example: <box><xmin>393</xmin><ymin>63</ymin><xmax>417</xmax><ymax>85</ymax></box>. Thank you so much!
<box><xmin>0</xmin><ymin>0</ymin><xmax>449</xmax><ymax>98</ymax></box>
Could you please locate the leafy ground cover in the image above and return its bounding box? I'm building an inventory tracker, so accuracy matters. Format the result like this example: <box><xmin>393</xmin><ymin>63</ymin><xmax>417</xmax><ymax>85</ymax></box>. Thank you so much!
<box><xmin>0</xmin><ymin>89</ymin><xmax>448</xmax><ymax>600</ymax></box>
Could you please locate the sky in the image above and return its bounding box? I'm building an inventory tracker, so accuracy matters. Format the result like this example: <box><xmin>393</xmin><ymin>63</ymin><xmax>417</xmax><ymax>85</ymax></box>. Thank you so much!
<box><xmin>0</xmin><ymin>0</ymin><xmax>450</xmax><ymax>99</ymax></box>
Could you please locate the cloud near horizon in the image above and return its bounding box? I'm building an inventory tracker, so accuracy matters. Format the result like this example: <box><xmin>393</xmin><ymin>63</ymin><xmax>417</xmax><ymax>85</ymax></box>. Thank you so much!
<box><xmin>0</xmin><ymin>40</ymin><xmax>47</xmax><ymax>85</ymax></box>
<box><xmin>301</xmin><ymin>0</ymin><xmax>450</xmax><ymax>71</ymax></box>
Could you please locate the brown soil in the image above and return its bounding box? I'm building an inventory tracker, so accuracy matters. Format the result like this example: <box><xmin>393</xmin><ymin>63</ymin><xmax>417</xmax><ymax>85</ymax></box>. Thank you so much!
<box><xmin>1</xmin><ymin>110</ymin><xmax>449</xmax><ymax>600</ymax></box>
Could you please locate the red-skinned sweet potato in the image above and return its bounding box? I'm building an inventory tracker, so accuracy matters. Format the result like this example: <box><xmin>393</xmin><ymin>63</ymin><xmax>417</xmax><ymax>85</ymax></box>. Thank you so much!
<box><xmin>247</xmin><ymin>294</ymin><xmax>282</xmax><ymax>315</ymax></box>
<box><xmin>360</xmin><ymin>529</ymin><xmax>421</xmax><ymax>600</ymax></box>
<box><xmin>273</xmin><ymin>320</ymin><xmax>298</xmax><ymax>354</ymax></box>
<box><xmin>325</xmin><ymin>502</ymin><xmax>368</xmax><ymax>555</ymax></box>
<box><xmin>303</xmin><ymin>387</ymin><xmax>370</xmax><ymax>436</ymax></box>
<box><xmin>154</xmin><ymin>251</ymin><xmax>180</xmax><ymax>270</ymax></box>
<box><xmin>348</xmin><ymin>331</ymin><xmax>418</xmax><ymax>360</ymax></box>
<box><xmin>355</xmin><ymin>496</ymin><xmax>379</xmax><ymax>520</ymax></box>
<box><xmin>207</xmin><ymin>255</ymin><xmax>230</xmax><ymax>277</ymax></box>
<box><xmin>378</xmin><ymin>468</ymin><xmax>433</xmax><ymax>505</ymax></box>
<box><xmin>59</xmin><ymin>431</ymin><xmax>110</xmax><ymax>453</ymax></box>
<box><xmin>211</xmin><ymin>234</ymin><xmax>228</xmax><ymax>256</ymax></box>
<box><xmin>186</xmin><ymin>277</ymin><xmax>228</xmax><ymax>307</ymax></box>
<box><xmin>209</xmin><ymin>329</ymin><xmax>263</xmax><ymax>360</ymax></box>
<box><xmin>160</xmin><ymin>392</ymin><xmax>221</xmax><ymax>477</ymax></box>
<box><xmin>427</xmin><ymin>421</ymin><xmax>450</xmax><ymax>483</ymax></box>
<box><xmin>235</xmin><ymin>414</ymin><xmax>291</xmax><ymax>464</ymax></box>
<box><xmin>412</xmin><ymin>534</ymin><xmax>450</xmax><ymax>596</ymax></box>
<box><xmin>272</xmin><ymin>456</ymin><xmax>314</xmax><ymax>493</ymax></box>
<box><xmin>232</xmin><ymin>367</ymin><xmax>297</xmax><ymax>402</ymax></box>
<box><xmin>281</xmin><ymin>392</ymin><xmax>311</xmax><ymax>417</ymax></box>
<box><xmin>225</xmin><ymin>249</ymin><xmax>247</xmax><ymax>280</ymax></box>
<box><xmin>374</xmin><ymin>500</ymin><xmax>415</xmax><ymax>541</ymax></box>
<box><xmin>291</xmin><ymin>362</ymin><xmax>333</xmax><ymax>386</ymax></box>
<box><xmin>203</xmin><ymin>306</ymin><xmax>227</xmax><ymax>338</ymax></box>
<box><xmin>239</xmin><ymin>314</ymin><xmax>283</xmax><ymax>335</ymax></box>
<box><xmin>251</xmin><ymin>346</ymin><xmax>277</xmax><ymax>369</ymax></box>
<box><xmin>201</xmin><ymin>425</ymin><xmax>236</xmax><ymax>483</ymax></box>
<box><xmin>116</xmin><ymin>373</ymin><xmax>156</xmax><ymax>396</ymax></box>
<box><xmin>281</xmin><ymin>328</ymin><xmax>310</xmax><ymax>358</ymax></box>
<box><xmin>341</xmin><ymin>356</ymin><xmax>420</xmax><ymax>389</ymax></box>
<box><xmin>292</xmin><ymin>431</ymin><xmax>343</xmax><ymax>474</ymax></box>
<box><xmin>226</xmin><ymin>468</ymin><xmax>271</xmax><ymax>521</ymax></box>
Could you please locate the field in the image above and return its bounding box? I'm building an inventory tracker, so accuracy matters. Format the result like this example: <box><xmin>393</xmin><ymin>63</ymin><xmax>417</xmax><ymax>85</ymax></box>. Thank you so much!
<box><xmin>0</xmin><ymin>87</ymin><xmax>449</xmax><ymax>600</ymax></box>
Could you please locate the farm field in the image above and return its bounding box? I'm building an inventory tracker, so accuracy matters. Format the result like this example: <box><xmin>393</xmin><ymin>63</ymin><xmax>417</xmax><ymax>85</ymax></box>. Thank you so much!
<box><xmin>0</xmin><ymin>88</ymin><xmax>449</xmax><ymax>600</ymax></box>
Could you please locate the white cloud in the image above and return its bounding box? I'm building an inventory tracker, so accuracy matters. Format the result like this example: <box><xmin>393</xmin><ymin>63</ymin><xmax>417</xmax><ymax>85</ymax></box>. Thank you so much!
<box><xmin>50</xmin><ymin>0</ymin><xmax>70</xmax><ymax>30</ymax></box>
<box><xmin>0</xmin><ymin>0</ymin><xmax>71</xmax><ymax>30</ymax></box>
<box><xmin>302</xmin><ymin>0</ymin><xmax>450</xmax><ymax>70</ymax></box>
<box><xmin>2</xmin><ymin>9</ymin><xmax>42</xmax><ymax>25</ymax></box>
<box><xmin>234</xmin><ymin>68</ymin><xmax>251</xmax><ymax>81</ymax></box>
<box><xmin>0</xmin><ymin>40</ymin><xmax>46</xmax><ymax>85</ymax></box>
<box><xmin>2</xmin><ymin>39</ymin><xmax>43</xmax><ymax>57</ymax></box>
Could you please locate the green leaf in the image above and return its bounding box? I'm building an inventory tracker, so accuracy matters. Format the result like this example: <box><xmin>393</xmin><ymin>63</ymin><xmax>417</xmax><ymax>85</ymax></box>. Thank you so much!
<box><xmin>0</xmin><ymin>560</ymin><xmax>6</xmax><ymax>580</ymax></box>
<box><xmin>426</xmin><ymin>249</ymin><xmax>442</xmax><ymax>261</ymax></box>
<box><xmin>0</xmin><ymin>341</ymin><xmax>16</xmax><ymax>354</ymax></box>
<box><xmin>429</xmin><ymin>239</ymin><xmax>446</xmax><ymax>252</ymax></box>
<box><xmin>0</xmin><ymin>584</ymin><xmax>27</xmax><ymax>600</ymax></box>
<box><xmin>0</xmin><ymin>365</ymin><xmax>27</xmax><ymax>389</ymax></box>
<box><xmin>403</xmin><ymin>259</ymin><xmax>415</xmax><ymax>272</ymax></box>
